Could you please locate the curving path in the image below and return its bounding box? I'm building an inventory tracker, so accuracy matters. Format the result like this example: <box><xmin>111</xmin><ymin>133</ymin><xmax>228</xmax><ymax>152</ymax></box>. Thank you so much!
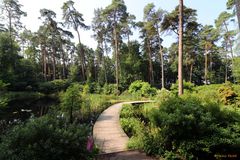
<box><xmin>93</xmin><ymin>101</ymin><xmax>156</xmax><ymax>159</ymax></box>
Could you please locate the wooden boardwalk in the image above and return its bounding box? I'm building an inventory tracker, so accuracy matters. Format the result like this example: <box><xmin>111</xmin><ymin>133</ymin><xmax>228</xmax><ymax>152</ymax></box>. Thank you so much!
<box><xmin>93</xmin><ymin>101</ymin><xmax>156</xmax><ymax>160</ymax></box>
<box><xmin>93</xmin><ymin>102</ymin><xmax>129</xmax><ymax>153</ymax></box>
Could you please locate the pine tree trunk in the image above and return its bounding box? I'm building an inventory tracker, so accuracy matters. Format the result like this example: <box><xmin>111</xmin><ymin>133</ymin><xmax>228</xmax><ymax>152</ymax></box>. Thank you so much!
<box><xmin>76</xmin><ymin>30</ymin><xmax>86</xmax><ymax>81</ymax></box>
<box><xmin>160</xmin><ymin>46</ymin><xmax>164</xmax><ymax>88</ymax></box>
<box><xmin>225</xmin><ymin>45</ymin><xmax>229</xmax><ymax>82</ymax></box>
<box><xmin>205</xmin><ymin>48</ymin><xmax>208</xmax><ymax>85</ymax></box>
<box><xmin>52</xmin><ymin>46</ymin><xmax>56</xmax><ymax>80</ymax></box>
<box><xmin>147</xmin><ymin>38</ymin><xmax>154</xmax><ymax>85</ymax></box>
<box><xmin>190</xmin><ymin>63</ymin><xmax>193</xmax><ymax>83</ymax></box>
<box><xmin>225</xmin><ymin>59</ymin><xmax>228</xmax><ymax>83</ymax></box>
<box><xmin>48</xmin><ymin>56</ymin><xmax>51</xmax><ymax>80</ymax></box>
<box><xmin>223</xmin><ymin>21</ymin><xmax>234</xmax><ymax>68</ymax></box>
<box><xmin>42</xmin><ymin>45</ymin><xmax>47</xmax><ymax>81</ymax></box>
<box><xmin>104</xmin><ymin>41</ymin><xmax>108</xmax><ymax>84</ymax></box>
<box><xmin>178</xmin><ymin>0</ymin><xmax>184</xmax><ymax>95</ymax></box>
<box><xmin>8</xmin><ymin>10</ymin><xmax>12</xmax><ymax>42</ymax></box>
<box><xmin>114</xmin><ymin>26</ymin><xmax>119</xmax><ymax>92</ymax></box>
<box><xmin>157</xmin><ymin>28</ymin><xmax>164</xmax><ymax>88</ymax></box>
<box><xmin>61</xmin><ymin>45</ymin><xmax>66</xmax><ymax>79</ymax></box>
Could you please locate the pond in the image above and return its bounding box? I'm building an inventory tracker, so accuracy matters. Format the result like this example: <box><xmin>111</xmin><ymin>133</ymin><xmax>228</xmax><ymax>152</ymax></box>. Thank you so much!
<box><xmin>0</xmin><ymin>96</ymin><xmax>59</xmax><ymax>133</ymax></box>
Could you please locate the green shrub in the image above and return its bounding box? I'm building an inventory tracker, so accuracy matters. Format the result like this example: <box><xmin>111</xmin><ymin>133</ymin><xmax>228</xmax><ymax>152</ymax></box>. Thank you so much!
<box><xmin>120</xmin><ymin>104</ymin><xmax>146</xmax><ymax>150</ymax></box>
<box><xmin>218</xmin><ymin>82</ymin><xmax>238</xmax><ymax>105</ymax></box>
<box><xmin>38</xmin><ymin>80</ymin><xmax>69</xmax><ymax>94</ymax></box>
<box><xmin>191</xmin><ymin>84</ymin><xmax>221</xmax><ymax>104</ymax></box>
<box><xmin>155</xmin><ymin>88</ymin><xmax>174</xmax><ymax>106</ymax></box>
<box><xmin>128</xmin><ymin>135</ymin><xmax>144</xmax><ymax>150</ymax></box>
<box><xmin>142</xmin><ymin>128</ymin><xmax>164</xmax><ymax>156</ymax></box>
<box><xmin>85</xmin><ymin>82</ymin><xmax>102</xmax><ymax>94</ymax></box>
<box><xmin>4</xmin><ymin>91</ymin><xmax>43</xmax><ymax>102</ymax></box>
<box><xmin>83</xmin><ymin>84</ymin><xmax>90</xmax><ymax>95</ymax></box>
<box><xmin>170</xmin><ymin>80</ymin><xmax>195</xmax><ymax>95</ymax></box>
<box><xmin>234</xmin><ymin>84</ymin><xmax>240</xmax><ymax>95</ymax></box>
<box><xmin>82</xmin><ymin>82</ymin><xmax>102</xmax><ymax>94</ymax></box>
<box><xmin>142</xmin><ymin>103</ymin><xmax>157</xmax><ymax>120</ymax></box>
<box><xmin>0</xmin><ymin>81</ymin><xmax>8</xmax><ymax>109</ymax></box>
<box><xmin>38</xmin><ymin>82</ymin><xmax>55</xmax><ymax>94</ymax></box>
<box><xmin>120</xmin><ymin>104</ymin><xmax>135</xmax><ymax>118</ymax></box>
<box><xmin>51</xmin><ymin>79</ymin><xmax>69</xmax><ymax>91</ymax></box>
<box><xmin>92</xmin><ymin>83</ymin><xmax>102</xmax><ymax>94</ymax></box>
<box><xmin>147</xmin><ymin>96</ymin><xmax>240</xmax><ymax>159</ymax></box>
<box><xmin>80</xmin><ymin>94</ymin><xmax>112</xmax><ymax>123</ymax></box>
<box><xmin>120</xmin><ymin>117</ymin><xmax>143</xmax><ymax>137</ymax></box>
<box><xmin>0</xmin><ymin>116</ymin><xmax>96</xmax><ymax>160</ymax></box>
<box><xmin>102</xmin><ymin>83</ymin><xmax>117</xmax><ymax>95</ymax></box>
<box><xmin>0</xmin><ymin>80</ymin><xmax>9</xmax><ymax>91</ymax></box>
<box><xmin>0</xmin><ymin>97</ymin><xmax>8</xmax><ymax>109</ymax></box>
<box><xmin>118</xmin><ymin>90</ymin><xmax>136</xmax><ymax>101</ymax></box>
<box><xmin>233</xmin><ymin>84</ymin><xmax>240</xmax><ymax>107</ymax></box>
<box><xmin>120</xmin><ymin>104</ymin><xmax>144</xmax><ymax>119</ymax></box>
<box><xmin>120</xmin><ymin>117</ymin><xmax>145</xmax><ymax>150</ymax></box>
<box><xmin>128</xmin><ymin>80</ymin><xmax>157</xmax><ymax>97</ymax></box>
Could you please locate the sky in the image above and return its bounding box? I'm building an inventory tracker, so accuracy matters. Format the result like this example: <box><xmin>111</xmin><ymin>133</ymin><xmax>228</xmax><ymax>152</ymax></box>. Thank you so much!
<box><xmin>16</xmin><ymin>0</ymin><xmax>230</xmax><ymax>49</ymax></box>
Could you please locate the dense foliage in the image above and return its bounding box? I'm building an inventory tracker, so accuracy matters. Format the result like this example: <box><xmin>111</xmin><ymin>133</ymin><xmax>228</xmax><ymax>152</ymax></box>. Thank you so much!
<box><xmin>38</xmin><ymin>80</ymin><xmax>70</xmax><ymax>94</ymax></box>
<box><xmin>128</xmin><ymin>80</ymin><xmax>157</xmax><ymax>97</ymax></box>
<box><xmin>0</xmin><ymin>116</ymin><xmax>96</xmax><ymax>160</ymax></box>
<box><xmin>60</xmin><ymin>83</ymin><xmax>82</xmax><ymax>123</ymax></box>
<box><xmin>120</xmin><ymin>89</ymin><xmax>240</xmax><ymax>159</ymax></box>
<box><xmin>218</xmin><ymin>82</ymin><xmax>238</xmax><ymax>105</ymax></box>
<box><xmin>120</xmin><ymin>104</ymin><xmax>145</xmax><ymax>149</ymax></box>
<box><xmin>1</xmin><ymin>0</ymin><xmax>240</xmax><ymax>159</ymax></box>
<box><xmin>148</xmin><ymin>96</ymin><xmax>240</xmax><ymax>159</ymax></box>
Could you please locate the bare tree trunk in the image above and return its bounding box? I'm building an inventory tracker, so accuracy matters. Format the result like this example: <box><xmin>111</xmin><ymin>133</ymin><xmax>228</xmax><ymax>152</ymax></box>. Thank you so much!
<box><xmin>114</xmin><ymin>26</ymin><xmax>119</xmax><ymax>92</ymax></box>
<box><xmin>8</xmin><ymin>10</ymin><xmax>13</xmax><ymax>42</ymax></box>
<box><xmin>62</xmin><ymin>58</ymin><xmax>66</xmax><ymax>79</ymax></box>
<box><xmin>61</xmin><ymin>45</ymin><xmax>66</xmax><ymax>79</ymax></box>
<box><xmin>95</xmin><ymin>52</ymin><xmax>99</xmax><ymax>83</ymax></box>
<box><xmin>41</xmin><ymin>45</ymin><xmax>47</xmax><ymax>81</ymax></box>
<box><xmin>147</xmin><ymin>38</ymin><xmax>154</xmax><ymax>85</ymax></box>
<box><xmin>223</xmin><ymin>22</ymin><xmax>234</xmax><ymax>64</ymax></box>
<box><xmin>104</xmin><ymin>41</ymin><xmax>108</xmax><ymax>84</ymax></box>
<box><xmin>178</xmin><ymin>0</ymin><xmax>184</xmax><ymax>95</ymax></box>
<box><xmin>204</xmin><ymin>48</ymin><xmax>208</xmax><ymax>85</ymax></box>
<box><xmin>225</xmin><ymin>59</ymin><xmax>228</xmax><ymax>83</ymax></box>
<box><xmin>76</xmin><ymin>30</ymin><xmax>86</xmax><ymax>81</ymax></box>
<box><xmin>157</xmin><ymin>28</ymin><xmax>164</xmax><ymax>88</ymax></box>
<box><xmin>52</xmin><ymin>47</ymin><xmax>56</xmax><ymax>80</ymax></box>
<box><xmin>47</xmin><ymin>54</ymin><xmax>51</xmax><ymax>80</ymax></box>
<box><xmin>224</xmin><ymin>45</ymin><xmax>228</xmax><ymax>82</ymax></box>
<box><xmin>160</xmin><ymin>46</ymin><xmax>164</xmax><ymax>88</ymax></box>
<box><xmin>190</xmin><ymin>63</ymin><xmax>193</xmax><ymax>83</ymax></box>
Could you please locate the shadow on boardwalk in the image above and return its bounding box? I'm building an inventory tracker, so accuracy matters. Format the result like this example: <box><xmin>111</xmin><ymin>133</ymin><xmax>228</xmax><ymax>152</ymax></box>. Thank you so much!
<box><xmin>96</xmin><ymin>150</ymin><xmax>156</xmax><ymax>160</ymax></box>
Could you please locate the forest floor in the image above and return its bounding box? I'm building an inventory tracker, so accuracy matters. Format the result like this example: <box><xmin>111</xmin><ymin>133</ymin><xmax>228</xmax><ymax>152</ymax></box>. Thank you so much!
<box><xmin>93</xmin><ymin>102</ymin><xmax>156</xmax><ymax>160</ymax></box>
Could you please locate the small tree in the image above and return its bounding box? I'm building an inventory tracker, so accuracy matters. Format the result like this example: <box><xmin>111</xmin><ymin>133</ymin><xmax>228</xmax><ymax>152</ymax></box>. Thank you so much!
<box><xmin>61</xmin><ymin>83</ymin><xmax>82</xmax><ymax>123</ymax></box>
